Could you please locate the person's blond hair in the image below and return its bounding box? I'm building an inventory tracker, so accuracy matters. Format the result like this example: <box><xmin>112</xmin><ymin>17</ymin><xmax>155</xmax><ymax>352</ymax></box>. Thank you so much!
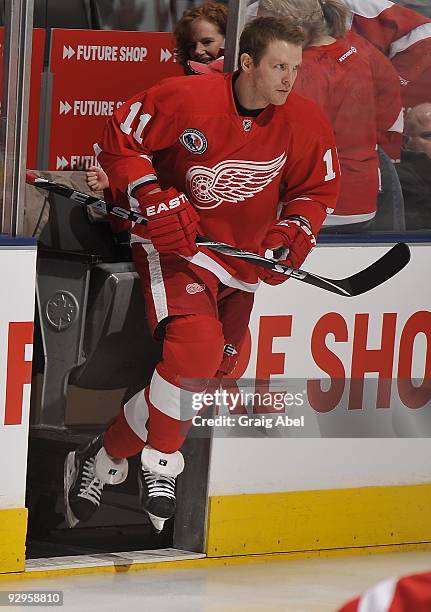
<box><xmin>259</xmin><ymin>0</ymin><xmax>348</xmax><ymax>44</ymax></box>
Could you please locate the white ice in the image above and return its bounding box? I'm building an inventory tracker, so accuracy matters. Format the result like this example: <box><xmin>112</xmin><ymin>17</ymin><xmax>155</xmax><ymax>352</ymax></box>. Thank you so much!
<box><xmin>1</xmin><ymin>550</ymin><xmax>431</xmax><ymax>611</ymax></box>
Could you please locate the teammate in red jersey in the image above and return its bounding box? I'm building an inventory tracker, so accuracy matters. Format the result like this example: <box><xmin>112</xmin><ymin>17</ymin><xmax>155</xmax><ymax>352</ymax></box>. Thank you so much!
<box><xmin>344</xmin><ymin>0</ymin><xmax>431</xmax><ymax>158</ymax></box>
<box><xmin>339</xmin><ymin>570</ymin><xmax>431</xmax><ymax>612</ymax></box>
<box><xmin>259</xmin><ymin>0</ymin><xmax>402</xmax><ymax>229</ymax></box>
<box><xmin>64</xmin><ymin>17</ymin><xmax>340</xmax><ymax>533</ymax></box>
<box><xmin>345</xmin><ymin>0</ymin><xmax>431</xmax><ymax>111</ymax></box>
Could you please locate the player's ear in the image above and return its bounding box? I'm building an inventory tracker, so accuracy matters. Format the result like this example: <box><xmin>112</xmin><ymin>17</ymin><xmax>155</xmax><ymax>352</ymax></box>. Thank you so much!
<box><xmin>239</xmin><ymin>52</ymin><xmax>254</xmax><ymax>72</ymax></box>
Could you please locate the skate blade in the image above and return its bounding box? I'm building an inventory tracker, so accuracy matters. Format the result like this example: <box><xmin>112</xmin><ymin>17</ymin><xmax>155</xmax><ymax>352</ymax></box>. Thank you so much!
<box><xmin>64</xmin><ymin>452</ymin><xmax>79</xmax><ymax>529</ymax></box>
<box><xmin>146</xmin><ymin>511</ymin><xmax>166</xmax><ymax>534</ymax></box>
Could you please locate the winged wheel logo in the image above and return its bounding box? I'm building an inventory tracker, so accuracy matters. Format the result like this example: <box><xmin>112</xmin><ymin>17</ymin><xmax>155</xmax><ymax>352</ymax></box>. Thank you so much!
<box><xmin>186</xmin><ymin>153</ymin><xmax>286</xmax><ymax>209</ymax></box>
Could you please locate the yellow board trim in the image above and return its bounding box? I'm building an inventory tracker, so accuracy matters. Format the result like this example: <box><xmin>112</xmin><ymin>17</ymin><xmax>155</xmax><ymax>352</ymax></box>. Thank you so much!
<box><xmin>1</xmin><ymin>484</ymin><xmax>431</xmax><ymax>580</ymax></box>
<box><xmin>0</xmin><ymin>508</ymin><xmax>27</xmax><ymax>574</ymax></box>
<box><xmin>1</xmin><ymin>543</ymin><xmax>431</xmax><ymax>583</ymax></box>
<box><xmin>206</xmin><ymin>484</ymin><xmax>431</xmax><ymax>557</ymax></box>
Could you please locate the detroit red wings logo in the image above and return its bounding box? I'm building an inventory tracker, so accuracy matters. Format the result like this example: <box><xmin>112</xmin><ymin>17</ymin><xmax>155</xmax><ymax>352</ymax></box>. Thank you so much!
<box><xmin>186</xmin><ymin>152</ymin><xmax>287</xmax><ymax>209</ymax></box>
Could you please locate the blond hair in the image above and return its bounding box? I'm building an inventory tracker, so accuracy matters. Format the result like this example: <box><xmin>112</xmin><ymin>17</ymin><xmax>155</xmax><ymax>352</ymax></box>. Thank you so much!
<box><xmin>259</xmin><ymin>0</ymin><xmax>348</xmax><ymax>44</ymax></box>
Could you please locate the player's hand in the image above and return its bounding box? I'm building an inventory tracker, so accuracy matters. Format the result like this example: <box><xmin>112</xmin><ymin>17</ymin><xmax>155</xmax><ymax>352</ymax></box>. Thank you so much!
<box><xmin>86</xmin><ymin>166</ymin><xmax>109</xmax><ymax>192</ymax></box>
<box><xmin>137</xmin><ymin>187</ymin><xmax>199</xmax><ymax>257</ymax></box>
<box><xmin>260</xmin><ymin>215</ymin><xmax>316</xmax><ymax>286</ymax></box>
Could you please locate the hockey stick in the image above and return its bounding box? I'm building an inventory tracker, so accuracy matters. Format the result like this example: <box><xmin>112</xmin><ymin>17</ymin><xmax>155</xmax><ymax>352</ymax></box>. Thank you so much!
<box><xmin>26</xmin><ymin>172</ymin><xmax>410</xmax><ymax>297</ymax></box>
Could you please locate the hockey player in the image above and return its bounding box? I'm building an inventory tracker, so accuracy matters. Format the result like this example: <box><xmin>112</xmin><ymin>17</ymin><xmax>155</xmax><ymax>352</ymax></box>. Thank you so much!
<box><xmin>259</xmin><ymin>0</ymin><xmax>402</xmax><ymax>229</ymax></box>
<box><xmin>65</xmin><ymin>17</ymin><xmax>340</xmax><ymax>533</ymax></box>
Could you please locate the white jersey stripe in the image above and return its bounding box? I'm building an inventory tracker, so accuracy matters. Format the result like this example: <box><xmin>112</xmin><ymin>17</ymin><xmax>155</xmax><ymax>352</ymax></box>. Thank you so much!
<box><xmin>189</xmin><ymin>250</ymin><xmax>260</xmax><ymax>293</ymax></box>
<box><xmin>132</xmin><ymin>237</ymin><xmax>259</xmax><ymax>293</ymax></box>
<box><xmin>132</xmin><ymin>236</ymin><xmax>260</xmax><ymax>292</ymax></box>
<box><xmin>323</xmin><ymin>211</ymin><xmax>376</xmax><ymax>226</ymax></box>
<box><xmin>285</xmin><ymin>196</ymin><xmax>335</xmax><ymax>215</ymax></box>
<box><xmin>127</xmin><ymin>174</ymin><xmax>158</xmax><ymax>197</ymax></box>
<box><xmin>123</xmin><ymin>389</ymin><xmax>149</xmax><ymax>442</ymax></box>
<box><xmin>388</xmin><ymin>108</ymin><xmax>404</xmax><ymax>134</ymax></box>
<box><xmin>140</xmin><ymin>243</ymin><xmax>169</xmax><ymax>322</ymax></box>
<box><xmin>93</xmin><ymin>142</ymin><xmax>102</xmax><ymax>158</ymax></box>
<box><xmin>343</xmin><ymin>0</ymin><xmax>393</xmax><ymax>19</ymax></box>
<box><xmin>149</xmin><ymin>368</ymin><xmax>203</xmax><ymax>421</ymax></box>
<box><xmin>357</xmin><ymin>576</ymin><xmax>398</xmax><ymax>612</ymax></box>
<box><xmin>389</xmin><ymin>23</ymin><xmax>431</xmax><ymax>58</ymax></box>
<box><xmin>128</xmin><ymin>194</ymin><xmax>140</xmax><ymax>213</ymax></box>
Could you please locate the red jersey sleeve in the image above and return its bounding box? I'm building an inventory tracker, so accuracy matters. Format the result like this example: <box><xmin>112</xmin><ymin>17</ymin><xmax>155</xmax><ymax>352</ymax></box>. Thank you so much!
<box><xmin>347</xmin><ymin>32</ymin><xmax>403</xmax><ymax>159</ymax></box>
<box><xmin>392</xmin><ymin>37</ymin><xmax>431</xmax><ymax>85</ymax></box>
<box><xmin>97</xmin><ymin>84</ymin><xmax>178</xmax><ymax>211</ymax></box>
<box><xmin>354</xmin><ymin>34</ymin><xmax>402</xmax><ymax>133</ymax></box>
<box><xmin>280</xmin><ymin>104</ymin><xmax>340</xmax><ymax>233</ymax></box>
<box><xmin>348</xmin><ymin>0</ymin><xmax>431</xmax><ymax>85</ymax></box>
<box><xmin>347</xmin><ymin>0</ymin><xmax>431</xmax><ymax>54</ymax></box>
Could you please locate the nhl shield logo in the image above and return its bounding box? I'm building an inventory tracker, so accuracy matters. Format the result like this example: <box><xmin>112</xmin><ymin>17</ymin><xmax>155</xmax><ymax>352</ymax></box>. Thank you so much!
<box><xmin>243</xmin><ymin>119</ymin><xmax>252</xmax><ymax>132</ymax></box>
<box><xmin>179</xmin><ymin>128</ymin><xmax>208</xmax><ymax>155</ymax></box>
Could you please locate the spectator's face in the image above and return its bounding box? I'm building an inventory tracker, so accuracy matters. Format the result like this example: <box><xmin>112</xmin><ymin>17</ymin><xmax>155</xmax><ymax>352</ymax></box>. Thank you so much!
<box><xmin>243</xmin><ymin>39</ymin><xmax>302</xmax><ymax>107</ymax></box>
<box><xmin>405</xmin><ymin>112</ymin><xmax>431</xmax><ymax>160</ymax></box>
<box><xmin>188</xmin><ymin>19</ymin><xmax>225</xmax><ymax>63</ymax></box>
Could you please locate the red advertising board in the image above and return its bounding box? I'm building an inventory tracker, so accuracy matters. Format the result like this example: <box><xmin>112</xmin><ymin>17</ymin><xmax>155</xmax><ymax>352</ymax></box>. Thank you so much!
<box><xmin>0</xmin><ymin>28</ymin><xmax>45</xmax><ymax>169</ymax></box>
<box><xmin>47</xmin><ymin>29</ymin><xmax>183</xmax><ymax>170</ymax></box>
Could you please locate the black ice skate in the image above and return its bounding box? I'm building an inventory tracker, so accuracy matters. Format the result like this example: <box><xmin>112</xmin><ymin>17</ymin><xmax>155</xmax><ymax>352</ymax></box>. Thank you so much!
<box><xmin>137</xmin><ymin>445</ymin><xmax>185</xmax><ymax>533</ymax></box>
<box><xmin>64</xmin><ymin>435</ymin><xmax>128</xmax><ymax>528</ymax></box>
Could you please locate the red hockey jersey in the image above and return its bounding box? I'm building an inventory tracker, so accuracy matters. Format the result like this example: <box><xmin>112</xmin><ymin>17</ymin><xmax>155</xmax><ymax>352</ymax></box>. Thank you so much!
<box><xmin>97</xmin><ymin>73</ymin><xmax>339</xmax><ymax>289</ymax></box>
<box><xmin>294</xmin><ymin>31</ymin><xmax>401</xmax><ymax>223</ymax></box>
<box><xmin>348</xmin><ymin>31</ymin><xmax>404</xmax><ymax>151</ymax></box>
<box><xmin>346</xmin><ymin>0</ymin><xmax>431</xmax><ymax>109</ymax></box>
<box><xmin>339</xmin><ymin>571</ymin><xmax>431</xmax><ymax>611</ymax></box>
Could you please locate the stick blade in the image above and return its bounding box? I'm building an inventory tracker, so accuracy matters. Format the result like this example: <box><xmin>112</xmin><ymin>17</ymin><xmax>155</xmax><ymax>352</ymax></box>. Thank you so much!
<box><xmin>341</xmin><ymin>242</ymin><xmax>411</xmax><ymax>296</ymax></box>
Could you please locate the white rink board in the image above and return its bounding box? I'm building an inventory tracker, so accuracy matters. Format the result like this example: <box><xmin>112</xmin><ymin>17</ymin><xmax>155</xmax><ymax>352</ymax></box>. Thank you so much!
<box><xmin>208</xmin><ymin>244</ymin><xmax>431</xmax><ymax>496</ymax></box>
<box><xmin>0</xmin><ymin>244</ymin><xmax>37</xmax><ymax>508</ymax></box>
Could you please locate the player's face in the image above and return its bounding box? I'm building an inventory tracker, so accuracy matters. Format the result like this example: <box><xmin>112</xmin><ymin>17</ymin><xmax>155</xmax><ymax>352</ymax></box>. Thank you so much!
<box><xmin>188</xmin><ymin>19</ymin><xmax>225</xmax><ymax>63</ymax></box>
<box><xmin>247</xmin><ymin>40</ymin><xmax>302</xmax><ymax>107</ymax></box>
